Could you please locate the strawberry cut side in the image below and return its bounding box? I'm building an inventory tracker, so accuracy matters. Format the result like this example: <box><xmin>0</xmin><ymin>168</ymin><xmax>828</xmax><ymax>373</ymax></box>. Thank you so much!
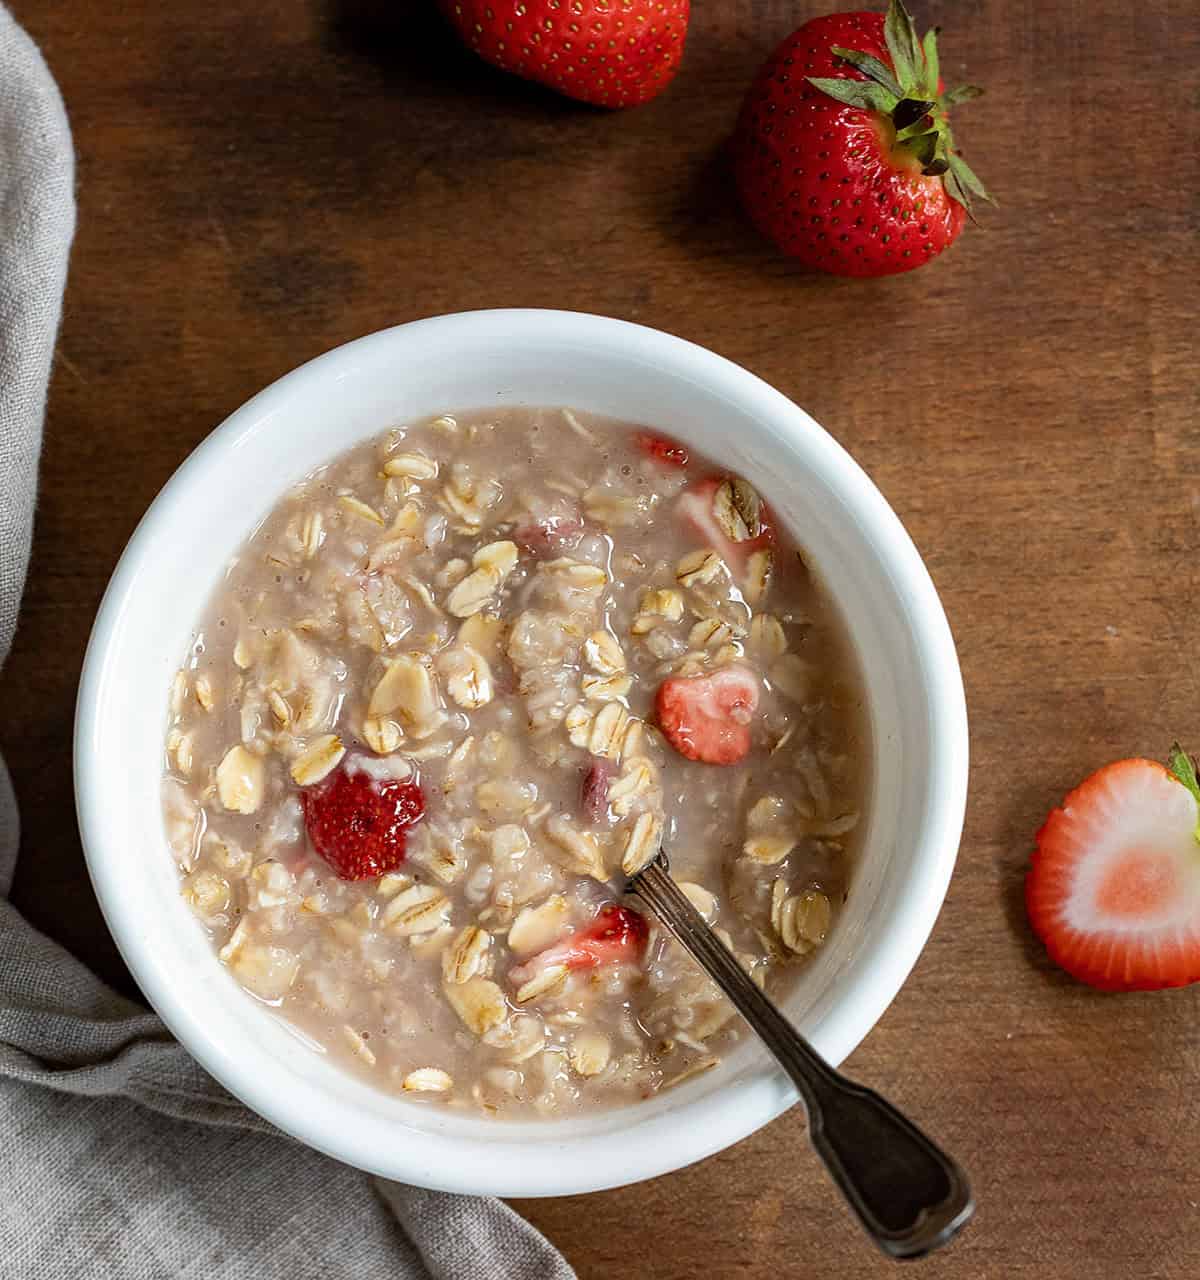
<box><xmin>300</xmin><ymin>765</ymin><xmax>425</xmax><ymax>881</ymax></box>
<box><xmin>559</xmin><ymin>903</ymin><xmax>650</xmax><ymax>968</ymax></box>
<box><xmin>1026</xmin><ymin>749</ymin><xmax>1200</xmax><ymax>992</ymax></box>
<box><xmin>508</xmin><ymin>903</ymin><xmax>649</xmax><ymax>991</ymax></box>
<box><xmin>656</xmin><ymin>664</ymin><xmax>761</xmax><ymax>765</ymax></box>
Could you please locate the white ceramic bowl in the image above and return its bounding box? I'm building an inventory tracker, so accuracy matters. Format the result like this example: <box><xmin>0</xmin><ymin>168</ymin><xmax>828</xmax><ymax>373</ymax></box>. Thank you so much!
<box><xmin>75</xmin><ymin>310</ymin><xmax>967</xmax><ymax>1196</ymax></box>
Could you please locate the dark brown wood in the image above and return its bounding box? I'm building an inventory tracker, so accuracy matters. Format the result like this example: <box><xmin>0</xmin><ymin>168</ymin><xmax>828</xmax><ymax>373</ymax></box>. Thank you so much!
<box><xmin>4</xmin><ymin>0</ymin><xmax>1198</xmax><ymax>1274</ymax></box>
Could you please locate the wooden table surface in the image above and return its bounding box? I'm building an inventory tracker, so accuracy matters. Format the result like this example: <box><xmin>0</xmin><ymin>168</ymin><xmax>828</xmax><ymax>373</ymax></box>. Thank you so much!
<box><xmin>5</xmin><ymin>0</ymin><xmax>1198</xmax><ymax>1275</ymax></box>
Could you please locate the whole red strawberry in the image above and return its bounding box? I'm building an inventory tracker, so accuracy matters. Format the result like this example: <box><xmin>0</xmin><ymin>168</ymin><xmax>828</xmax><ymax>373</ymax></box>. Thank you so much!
<box><xmin>440</xmin><ymin>0</ymin><xmax>689</xmax><ymax>109</ymax></box>
<box><xmin>733</xmin><ymin>0</ymin><xmax>990</xmax><ymax>276</ymax></box>
<box><xmin>300</xmin><ymin>764</ymin><xmax>425</xmax><ymax>880</ymax></box>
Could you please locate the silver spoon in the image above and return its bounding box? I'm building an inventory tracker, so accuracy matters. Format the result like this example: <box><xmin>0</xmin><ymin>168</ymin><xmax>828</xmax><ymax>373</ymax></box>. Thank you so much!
<box><xmin>628</xmin><ymin>852</ymin><xmax>973</xmax><ymax>1260</ymax></box>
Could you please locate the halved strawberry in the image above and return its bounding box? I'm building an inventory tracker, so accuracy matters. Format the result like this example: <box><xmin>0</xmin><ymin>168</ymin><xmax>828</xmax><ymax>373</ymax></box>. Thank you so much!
<box><xmin>635</xmin><ymin>431</ymin><xmax>691</xmax><ymax>468</ymax></box>
<box><xmin>656</xmin><ymin>664</ymin><xmax>761</xmax><ymax>765</ymax></box>
<box><xmin>300</xmin><ymin>764</ymin><xmax>425</xmax><ymax>881</ymax></box>
<box><xmin>675</xmin><ymin>476</ymin><xmax>773</xmax><ymax>581</ymax></box>
<box><xmin>511</xmin><ymin>903</ymin><xmax>649</xmax><ymax>989</ymax></box>
<box><xmin>1026</xmin><ymin>745</ymin><xmax>1200</xmax><ymax>991</ymax></box>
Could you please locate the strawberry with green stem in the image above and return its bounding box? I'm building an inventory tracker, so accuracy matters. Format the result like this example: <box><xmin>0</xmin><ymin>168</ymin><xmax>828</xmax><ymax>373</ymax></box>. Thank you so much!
<box><xmin>733</xmin><ymin>0</ymin><xmax>991</xmax><ymax>276</ymax></box>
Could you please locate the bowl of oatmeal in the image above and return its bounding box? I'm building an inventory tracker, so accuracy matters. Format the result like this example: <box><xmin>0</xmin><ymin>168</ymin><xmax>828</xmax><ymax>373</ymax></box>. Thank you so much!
<box><xmin>75</xmin><ymin>310</ymin><xmax>967</xmax><ymax>1196</ymax></box>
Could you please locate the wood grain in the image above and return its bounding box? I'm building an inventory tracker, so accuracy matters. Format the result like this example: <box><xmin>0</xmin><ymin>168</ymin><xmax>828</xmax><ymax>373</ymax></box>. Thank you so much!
<box><xmin>4</xmin><ymin>0</ymin><xmax>1198</xmax><ymax>1274</ymax></box>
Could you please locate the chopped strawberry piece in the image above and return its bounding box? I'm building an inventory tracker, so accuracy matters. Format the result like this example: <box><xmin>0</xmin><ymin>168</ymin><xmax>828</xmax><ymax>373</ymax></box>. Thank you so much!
<box><xmin>513</xmin><ymin>514</ymin><xmax>584</xmax><ymax>556</ymax></box>
<box><xmin>675</xmin><ymin>477</ymin><xmax>773</xmax><ymax>580</ymax></box>
<box><xmin>1026</xmin><ymin>746</ymin><xmax>1200</xmax><ymax>991</ymax></box>
<box><xmin>580</xmin><ymin>758</ymin><xmax>613</xmax><ymax>824</ymax></box>
<box><xmin>635</xmin><ymin>431</ymin><xmax>690</xmax><ymax>468</ymax></box>
<box><xmin>656</xmin><ymin>664</ymin><xmax>760</xmax><ymax>765</ymax></box>
<box><xmin>511</xmin><ymin>903</ymin><xmax>649</xmax><ymax>989</ymax></box>
<box><xmin>561</xmin><ymin>903</ymin><xmax>649</xmax><ymax>967</ymax></box>
<box><xmin>300</xmin><ymin>764</ymin><xmax>425</xmax><ymax>881</ymax></box>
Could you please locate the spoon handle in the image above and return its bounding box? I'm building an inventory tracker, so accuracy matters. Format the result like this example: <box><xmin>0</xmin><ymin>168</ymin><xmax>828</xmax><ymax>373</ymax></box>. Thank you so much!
<box><xmin>630</xmin><ymin>857</ymin><xmax>973</xmax><ymax>1260</ymax></box>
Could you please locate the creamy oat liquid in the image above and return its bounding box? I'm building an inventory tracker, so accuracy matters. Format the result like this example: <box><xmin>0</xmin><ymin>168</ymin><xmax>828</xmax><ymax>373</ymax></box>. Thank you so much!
<box><xmin>162</xmin><ymin>408</ymin><xmax>867</xmax><ymax>1115</ymax></box>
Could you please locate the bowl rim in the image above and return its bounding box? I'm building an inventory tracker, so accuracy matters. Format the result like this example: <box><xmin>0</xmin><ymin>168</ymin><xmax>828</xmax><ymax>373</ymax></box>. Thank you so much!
<box><xmin>74</xmin><ymin>308</ymin><xmax>968</xmax><ymax>1196</ymax></box>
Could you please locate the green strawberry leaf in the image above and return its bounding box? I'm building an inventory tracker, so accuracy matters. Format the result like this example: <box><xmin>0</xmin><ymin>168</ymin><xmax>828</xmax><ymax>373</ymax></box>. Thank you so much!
<box><xmin>1168</xmin><ymin>744</ymin><xmax>1200</xmax><ymax>844</ymax></box>
<box><xmin>943</xmin><ymin>84</ymin><xmax>984</xmax><ymax>107</ymax></box>
<box><xmin>884</xmin><ymin>0</ymin><xmax>921</xmax><ymax>91</ymax></box>
<box><xmin>942</xmin><ymin>166</ymin><xmax>969</xmax><ymax>212</ymax></box>
<box><xmin>896</xmin><ymin>118</ymin><xmax>938</xmax><ymax>142</ymax></box>
<box><xmin>827</xmin><ymin>2</ymin><xmax>992</xmax><ymax>219</ymax></box>
<box><xmin>1169</xmin><ymin>743</ymin><xmax>1200</xmax><ymax>806</ymax></box>
<box><xmin>899</xmin><ymin>130</ymin><xmax>940</xmax><ymax>170</ymax></box>
<box><xmin>921</xmin><ymin>27</ymin><xmax>941</xmax><ymax>99</ymax></box>
<box><xmin>892</xmin><ymin>97</ymin><xmax>935</xmax><ymax>131</ymax></box>
<box><xmin>948</xmin><ymin>153</ymin><xmax>995</xmax><ymax>204</ymax></box>
<box><xmin>807</xmin><ymin>77</ymin><xmax>898</xmax><ymax>113</ymax></box>
<box><xmin>830</xmin><ymin>45</ymin><xmax>903</xmax><ymax>99</ymax></box>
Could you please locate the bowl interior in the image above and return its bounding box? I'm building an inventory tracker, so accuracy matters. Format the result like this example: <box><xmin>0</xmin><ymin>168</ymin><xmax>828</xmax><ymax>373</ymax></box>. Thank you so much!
<box><xmin>76</xmin><ymin>311</ymin><xmax>967</xmax><ymax>1195</ymax></box>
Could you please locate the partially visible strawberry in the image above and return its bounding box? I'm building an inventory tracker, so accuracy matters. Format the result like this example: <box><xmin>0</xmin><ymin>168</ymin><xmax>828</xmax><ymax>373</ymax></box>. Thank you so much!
<box><xmin>300</xmin><ymin>764</ymin><xmax>425</xmax><ymax>881</ymax></box>
<box><xmin>675</xmin><ymin>476</ymin><xmax>773</xmax><ymax>580</ymax></box>
<box><xmin>510</xmin><ymin>903</ymin><xmax>649</xmax><ymax>989</ymax></box>
<box><xmin>560</xmin><ymin>903</ymin><xmax>649</xmax><ymax>966</ymax></box>
<box><xmin>733</xmin><ymin>0</ymin><xmax>990</xmax><ymax>276</ymax></box>
<box><xmin>513</xmin><ymin>513</ymin><xmax>584</xmax><ymax>556</ymax></box>
<box><xmin>656</xmin><ymin>664</ymin><xmax>761</xmax><ymax>765</ymax></box>
<box><xmin>636</xmin><ymin>431</ymin><xmax>690</xmax><ymax>468</ymax></box>
<box><xmin>439</xmin><ymin>0</ymin><xmax>690</xmax><ymax>109</ymax></box>
<box><xmin>580</xmin><ymin>758</ymin><xmax>613</xmax><ymax>824</ymax></box>
<box><xmin>1026</xmin><ymin>745</ymin><xmax>1200</xmax><ymax>991</ymax></box>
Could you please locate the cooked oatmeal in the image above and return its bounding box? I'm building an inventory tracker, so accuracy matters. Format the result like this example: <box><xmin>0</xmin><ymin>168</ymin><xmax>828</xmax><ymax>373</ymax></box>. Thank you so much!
<box><xmin>162</xmin><ymin>407</ymin><xmax>868</xmax><ymax>1116</ymax></box>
